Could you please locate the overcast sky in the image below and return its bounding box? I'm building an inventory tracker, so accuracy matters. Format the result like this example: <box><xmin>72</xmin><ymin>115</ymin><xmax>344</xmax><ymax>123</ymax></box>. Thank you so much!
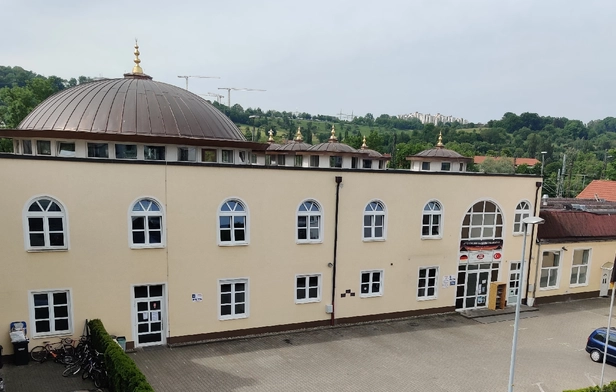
<box><xmin>4</xmin><ymin>0</ymin><xmax>616</xmax><ymax>123</ymax></box>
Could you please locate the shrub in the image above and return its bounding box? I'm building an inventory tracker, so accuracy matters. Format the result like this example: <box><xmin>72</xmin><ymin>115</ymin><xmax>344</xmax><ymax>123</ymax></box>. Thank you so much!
<box><xmin>564</xmin><ymin>380</ymin><xmax>616</xmax><ymax>391</ymax></box>
<box><xmin>88</xmin><ymin>319</ymin><xmax>154</xmax><ymax>392</ymax></box>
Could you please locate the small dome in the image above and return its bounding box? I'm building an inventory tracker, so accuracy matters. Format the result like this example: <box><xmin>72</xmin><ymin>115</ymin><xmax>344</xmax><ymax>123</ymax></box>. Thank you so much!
<box><xmin>277</xmin><ymin>141</ymin><xmax>312</xmax><ymax>151</ymax></box>
<box><xmin>359</xmin><ymin>136</ymin><xmax>382</xmax><ymax>157</ymax></box>
<box><xmin>414</xmin><ymin>148</ymin><xmax>466</xmax><ymax>159</ymax></box>
<box><xmin>307</xmin><ymin>142</ymin><xmax>357</xmax><ymax>153</ymax></box>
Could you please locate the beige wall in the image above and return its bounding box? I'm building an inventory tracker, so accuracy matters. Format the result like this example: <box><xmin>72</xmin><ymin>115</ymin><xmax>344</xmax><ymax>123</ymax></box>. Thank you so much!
<box><xmin>0</xmin><ymin>156</ymin><xmax>540</xmax><ymax>353</ymax></box>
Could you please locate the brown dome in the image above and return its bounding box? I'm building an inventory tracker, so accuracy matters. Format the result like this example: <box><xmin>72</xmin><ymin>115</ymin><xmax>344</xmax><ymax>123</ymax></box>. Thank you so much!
<box><xmin>17</xmin><ymin>76</ymin><xmax>246</xmax><ymax>143</ymax></box>
<box><xmin>413</xmin><ymin>147</ymin><xmax>466</xmax><ymax>158</ymax></box>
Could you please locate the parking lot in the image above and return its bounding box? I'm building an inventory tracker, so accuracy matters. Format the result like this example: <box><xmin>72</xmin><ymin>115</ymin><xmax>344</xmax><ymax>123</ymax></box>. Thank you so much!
<box><xmin>4</xmin><ymin>298</ymin><xmax>616</xmax><ymax>391</ymax></box>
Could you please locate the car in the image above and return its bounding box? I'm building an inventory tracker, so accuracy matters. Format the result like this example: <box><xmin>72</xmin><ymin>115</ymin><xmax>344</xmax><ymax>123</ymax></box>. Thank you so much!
<box><xmin>586</xmin><ymin>327</ymin><xmax>616</xmax><ymax>364</ymax></box>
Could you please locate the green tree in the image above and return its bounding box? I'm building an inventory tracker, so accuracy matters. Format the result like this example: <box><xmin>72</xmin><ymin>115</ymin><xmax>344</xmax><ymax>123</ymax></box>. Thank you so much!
<box><xmin>480</xmin><ymin>157</ymin><xmax>515</xmax><ymax>174</ymax></box>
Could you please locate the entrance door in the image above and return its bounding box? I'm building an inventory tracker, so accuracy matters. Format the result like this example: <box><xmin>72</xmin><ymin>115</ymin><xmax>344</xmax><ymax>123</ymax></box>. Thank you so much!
<box><xmin>456</xmin><ymin>263</ymin><xmax>495</xmax><ymax>310</ymax></box>
<box><xmin>600</xmin><ymin>270</ymin><xmax>610</xmax><ymax>297</ymax></box>
<box><xmin>133</xmin><ymin>284</ymin><xmax>165</xmax><ymax>347</ymax></box>
<box><xmin>508</xmin><ymin>262</ymin><xmax>521</xmax><ymax>305</ymax></box>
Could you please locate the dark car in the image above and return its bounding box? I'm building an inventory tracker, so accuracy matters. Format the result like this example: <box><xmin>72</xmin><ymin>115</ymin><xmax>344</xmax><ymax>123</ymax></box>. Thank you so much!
<box><xmin>586</xmin><ymin>327</ymin><xmax>616</xmax><ymax>364</ymax></box>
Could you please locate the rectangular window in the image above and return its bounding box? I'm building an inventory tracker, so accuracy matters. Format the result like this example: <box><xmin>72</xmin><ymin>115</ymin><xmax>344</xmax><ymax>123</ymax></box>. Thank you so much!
<box><xmin>570</xmin><ymin>249</ymin><xmax>590</xmax><ymax>286</ymax></box>
<box><xmin>23</xmin><ymin>140</ymin><xmax>33</xmax><ymax>155</ymax></box>
<box><xmin>238</xmin><ymin>151</ymin><xmax>247</xmax><ymax>164</ymax></box>
<box><xmin>421</xmin><ymin>162</ymin><xmax>430</xmax><ymax>171</ymax></box>
<box><xmin>362</xmin><ymin>159</ymin><xmax>372</xmax><ymax>169</ymax></box>
<box><xmin>295</xmin><ymin>155</ymin><xmax>303</xmax><ymax>167</ymax></box>
<box><xmin>310</xmin><ymin>155</ymin><xmax>319</xmax><ymax>167</ymax></box>
<box><xmin>144</xmin><ymin>146</ymin><xmax>165</xmax><ymax>160</ymax></box>
<box><xmin>441</xmin><ymin>162</ymin><xmax>451</xmax><ymax>171</ymax></box>
<box><xmin>36</xmin><ymin>140</ymin><xmax>52</xmax><ymax>155</ymax></box>
<box><xmin>221</xmin><ymin>150</ymin><xmax>234</xmax><ymax>163</ymax></box>
<box><xmin>266</xmin><ymin>155</ymin><xmax>274</xmax><ymax>166</ymax></box>
<box><xmin>14</xmin><ymin>140</ymin><xmax>20</xmax><ymax>154</ymax></box>
<box><xmin>177</xmin><ymin>147</ymin><xmax>197</xmax><ymax>162</ymax></box>
<box><xmin>351</xmin><ymin>157</ymin><xmax>358</xmax><ymax>169</ymax></box>
<box><xmin>277</xmin><ymin>155</ymin><xmax>286</xmax><ymax>166</ymax></box>
<box><xmin>360</xmin><ymin>270</ymin><xmax>383</xmax><ymax>298</ymax></box>
<box><xmin>295</xmin><ymin>274</ymin><xmax>321</xmax><ymax>304</ymax></box>
<box><xmin>219</xmin><ymin>279</ymin><xmax>248</xmax><ymax>320</ymax></box>
<box><xmin>251</xmin><ymin>153</ymin><xmax>257</xmax><ymax>164</ymax></box>
<box><xmin>202</xmin><ymin>149</ymin><xmax>217</xmax><ymax>162</ymax></box>
<box><xmin>31</xmin><ymin>290</ymin><xmax>71</xmax><ymax>337</ymax></box>
<box><xmin>87</xmin><ymin>143</ymin><xmax>109</xmax><ymax>158</ymax></box>
<box><xmin>459</xmin><ymin>163</ymin><xmax>464</xmax><ymax>171</ymax></box>
<box><xmin>115</xmin><ymin>144</ymin><xmax>137</xmax><ymax>159</ymax></box>
<box><xmin>418</xmin><ymin>267</ymin><xmax>438</xmax><ymax>300</ymax></box>
<box><xmin>330</xmin><ymin>156</ymin><xmax>343</xmax><ymax>168</ymax></box>
<box><xmin>57</xmin><ymin>142</ymin><xmax>75</xmax><ymax>157</ymax></box>
<box><xmin>379</xmin><ymin>160</ymin><xmax>384</xmax><ymax>169</ymax></box>
<box><xmin>540</xmin><ymin>251</ymin><xmax>560</xmax><ymax>289</ymax></box>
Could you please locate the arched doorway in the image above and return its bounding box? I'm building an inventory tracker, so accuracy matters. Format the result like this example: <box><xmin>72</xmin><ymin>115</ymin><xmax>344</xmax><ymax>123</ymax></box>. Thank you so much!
<box><xmin>456</xmin><ymin>200</ymin><xmax>504</xmax><ymax>310</ymax></box>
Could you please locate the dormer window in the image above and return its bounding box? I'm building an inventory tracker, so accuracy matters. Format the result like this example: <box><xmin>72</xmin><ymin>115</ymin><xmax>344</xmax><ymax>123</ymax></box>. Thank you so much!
<box><xmin>421</xmin><ymin>162</ymin><xmax>430</xmax><ymax>171</ymax></box>
<box><xmin>116</xmin><ymin>144</ymin><xmax>137</xmax><ymax>159</ymax></box>
<box><xmin>202</xmin><ymin>149</ymin><xmax>217</xmax><ymax>162</ymax></box>
<box><xmin>57</xmin><ymin>142</ymin><xmax>75</xmax><ymax>157</ymax></box>
<box><xmin>362</xmin><ymin>160</ymin><xmax>372</xmax><ymax>169</ymax></box>
<box><xmin>310</xmin><ymin>156</ymin><xmax>319</xmax><ymax>167</ymax></box>
<box><xmin>221</xmin><ymin>150</ymin><xmax>234</xmax><ymax>163</ymax></box>
<box><xmin>178</xmin><ymin>147</ymin><xmax>196</xmax><ymax>162</ymax></box>
<box><xmin>441</xmin><ymin>162</ymin><xmax>451</xmax><ymax>171</ymax></box>
<box><xmin>87</xmin><ymin>143</ymin><xmax>108</xmax><ymax>158</ymax></box>
<box><xmin>23</xmin><ymin>140</ymin><xmax>32</xmax><ymax>155</ymax></box>
<box><xmin>36</xmin><ymin>140</ymin><xmax>51</xmax><ymax>156</ymax></box>
<box><xmin>330</xmin><ymin>156</ymin><xmax>342</xmax><ymax>168</ymax></box>
<box><xmin>144</xmin><ymin>146</ymin><xmax>165</xmax><ymax>160</ymax></box>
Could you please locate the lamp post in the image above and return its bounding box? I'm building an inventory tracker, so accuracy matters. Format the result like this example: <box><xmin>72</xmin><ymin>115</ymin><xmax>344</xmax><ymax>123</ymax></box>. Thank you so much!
<box><xmin>540</xmin><ymin>151</ymin><xmax>547</xmax><ymax>177</ymax></box>
<box><xmin>249</xmin><ymin>115</ymin><xmax>260</xmax><ymax>141</ymax></box>
<box><xmin>508</xmin><ymin>216</ymin><xmax>545</xmax><ymax>392</ymax></box>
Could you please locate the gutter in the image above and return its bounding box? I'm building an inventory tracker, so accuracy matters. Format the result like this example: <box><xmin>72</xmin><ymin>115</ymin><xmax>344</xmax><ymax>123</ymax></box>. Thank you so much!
<box><xmin>331</xmin><ymin>176</ymin><xmax>343</xmax><ymax>326</ymax></box>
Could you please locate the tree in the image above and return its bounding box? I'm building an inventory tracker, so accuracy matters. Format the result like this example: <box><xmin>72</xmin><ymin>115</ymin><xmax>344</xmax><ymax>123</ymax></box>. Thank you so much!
<box><xmin>480</xmin><ymin>157</ymin><xmax>515</xmax><ymax>174</ymax></box>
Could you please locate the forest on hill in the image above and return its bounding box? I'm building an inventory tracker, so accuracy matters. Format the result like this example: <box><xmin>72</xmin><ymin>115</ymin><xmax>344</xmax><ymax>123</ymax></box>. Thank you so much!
<box><xmin>1</xmin><ymin>66</ymin><xmax>615</xmax><ymax>197</ymax></box>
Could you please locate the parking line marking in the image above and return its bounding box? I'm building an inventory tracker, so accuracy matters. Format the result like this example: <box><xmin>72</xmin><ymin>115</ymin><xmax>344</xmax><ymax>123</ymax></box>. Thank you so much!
<box><xmin>534</xmin><ymin>382</ymin><xmax>545</xmax><ymax>391</ymax></box>
<box><xmin>585</xmin><ymin>373</ymin><xmax>597</xmax><ymax>386</ymax></box>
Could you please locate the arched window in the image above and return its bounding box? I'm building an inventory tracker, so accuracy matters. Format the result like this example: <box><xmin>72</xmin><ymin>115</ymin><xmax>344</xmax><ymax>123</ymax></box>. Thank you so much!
<box><xmin>513</xmin><ymin>201</ymin><xmax>531</xmax><ymax>235</ymax></box>
<box><xmin>297</xmin><ymin>200</ymin><xmax>322</xmax><ymax>243</ymax></box>
<box><xmin>422</xmin><ymin>201</ymin><xmax>442</xmax><ymax>238</ymax></box>
<box><xmin>363</xmin><ymin>201</ymin><xmax>386</xmax><ymax>240</ymax></box>
<box><xmin>461</xmin><ymin>200</ymin><xmax>503</xmax><ymax>240</ymax></box>
<box><xmin>130</xmin><ymin>198</ymin><xmax>164</xmax><ymax>248</ymax></box>
<box><xmin>218</xmin><ymin>199</ymin><xmax>249</xmax><ymax>245</ymax></box>
<box><xmin>24</xmin><ymin>197</ymin><xmax>68</xmax><ymax>250</ymax></box>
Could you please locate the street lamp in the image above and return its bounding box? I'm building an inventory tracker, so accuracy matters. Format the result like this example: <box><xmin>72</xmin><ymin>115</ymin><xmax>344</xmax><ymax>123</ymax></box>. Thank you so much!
<box><xmin>508</xmin><ymin>216</ymin><xmax>545</xmax><ymax>392</ymax></box>
<box><xmin>540</xmin><ymin>151</ymin><xmax>547</xmax><ymax>177</ymax></box>
<box><xmin>249</xmin><ymin>115</ymin><xmax>260</xmax><ymax>142</ymax></box>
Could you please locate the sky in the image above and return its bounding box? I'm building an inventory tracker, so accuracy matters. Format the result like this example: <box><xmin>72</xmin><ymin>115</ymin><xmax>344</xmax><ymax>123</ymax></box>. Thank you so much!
<box><xmin>4</xmin><ymin>0</ymin><xmax>616</xmax><ymax>124</ymax></box>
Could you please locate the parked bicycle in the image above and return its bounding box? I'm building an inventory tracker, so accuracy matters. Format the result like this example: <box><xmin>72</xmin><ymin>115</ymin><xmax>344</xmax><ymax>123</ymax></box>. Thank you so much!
<box><xmin>30</xmin><ymin>337</ymin><xmax>76</xmax><ymax>364</ymax></box>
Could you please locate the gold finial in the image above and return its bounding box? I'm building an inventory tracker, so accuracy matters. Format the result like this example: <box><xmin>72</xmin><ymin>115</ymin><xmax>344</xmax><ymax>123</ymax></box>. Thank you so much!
<box><xmin>294</xmin><ymin>127</ymin><xmax>303</xmax><ymax>142</ymax></box>
<box><xmin>268</xmin><ymin>129</ymin><xmax>274</xmax><ymax>143</ymax></box>
<box><xmin>329</xmin><ymin>124</ymin><xmax>338</xmax><ymax>142</ymax></box>
<box><xmin>436</xmin><ymin>131</ymin><xmax>444</xmax><ymax>148</ymax></box>
<box><xmin>132</xmin><ymin>39</ymin><xmax>143</xmax><ymax>74</ymax></box>
<box><xmin>361</xmin><ymin>135</ymin><xmax>367</xmax><ymax>149</ymax></box>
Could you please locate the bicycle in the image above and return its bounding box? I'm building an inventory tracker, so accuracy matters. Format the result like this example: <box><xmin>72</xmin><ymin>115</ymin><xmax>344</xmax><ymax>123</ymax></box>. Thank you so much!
<box><xmin>81</xmin><ymin>350</ymin><xmax>108</xmax><ymax>389</ymax></box>
<box><xmin>30</xmin><ymin>337</ymin><xmax>76</xmax><ymax>364</ymax></box>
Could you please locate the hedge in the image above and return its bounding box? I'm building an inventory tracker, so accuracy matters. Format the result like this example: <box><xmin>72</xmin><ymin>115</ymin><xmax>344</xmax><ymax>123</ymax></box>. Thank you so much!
<box><xmin>564</xmin><ymin>381</ymin><xmax>616</xmax><ymax>392</ymax></box>
<box><xmin>88</xmin><ymin>319</ymin><xmax>154</xmax><ymax>392</ymax></box>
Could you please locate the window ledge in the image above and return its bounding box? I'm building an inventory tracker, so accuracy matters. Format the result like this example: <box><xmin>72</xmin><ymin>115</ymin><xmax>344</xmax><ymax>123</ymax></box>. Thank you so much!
<box><xmin>26</xmin><ymin>248</ymin><xmax>69</xmax><ymax>253</ymax></box>
<box><xmin>539</xmin><ymin>286</ymin><xmax>559</xmax><ymax>291</ymax></box>
<box><xmin>296</xmin><ymin>240</ymin><xmax>323</xmax><ymax>245</ymax></box>
<box><xmin>219</xmin><ymin>315</ymin><xmax>248</xmax><ymax>321</ymax></box>
<box><xmin>130</xmin><ymin>244</ymin><xmax>166</xmax><ymax>250</ymax></box>
<box><xmin>569</xmin><ymin>283</ymin><xmax>589</xmax><ymax>288</ymax></box>
<box><xmin>362</xmin><ymin>238</ymin><xmax>386</xmax><ymax>243</ymax></box>
<box><xmin>421</xmin><ymin>236</ymin><xmax>442</xmax><ymax>241</ymax></box>
<box><xmin>32</xmin><ymin>331</ymin><xmax>73</xmax><ymax>339</ymax></box>
<box><xmin>360</xmin><ymin>293</ymin><xmax>383</xmax><ymax>298</ymax></box>
<box><xmin>295</xmin><ymin>299</ymin><xmax>321</xmax><ymax>305</ymax></box>
<box><xmin>218</xmin><ymin>242</ymin><xmax>249</xmax><ymax>247</ymax></box>
<box><xmin>417</xmin><ymin>296</ymin><xmax>438</xmax><ymax>301</ymax></box>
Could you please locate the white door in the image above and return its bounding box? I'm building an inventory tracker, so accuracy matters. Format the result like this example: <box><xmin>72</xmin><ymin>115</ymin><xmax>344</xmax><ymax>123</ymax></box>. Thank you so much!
<box><xmin>508</xmin><ymin>262</ymin><xmax>521</xmax><ymax>305</ymax></box>
<box><xmin>133</xmin><ymin>284</ymin><xmax>166</xmax><ymax>347</ymax></box>
<box><xmin>600</xmin><ymin>270</ymin><xmax>610</xmax><ymax>297</ymax></box>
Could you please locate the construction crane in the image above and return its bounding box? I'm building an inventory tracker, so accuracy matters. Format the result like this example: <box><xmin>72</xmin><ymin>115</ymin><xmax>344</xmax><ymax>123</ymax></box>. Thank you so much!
<box><xmin>177</xmin><ymin>75</ymin><xmax>220</xmax><ymax>91</ymax></box>
<box><xmin>217</xmin><ymin>87</ymin><xmax>266</xmax><ymax>107</ymax></box>
<box><xmin>198</xmin><ymin>93</ymin><xmax>225</xmax><ymax>105</ymax></box>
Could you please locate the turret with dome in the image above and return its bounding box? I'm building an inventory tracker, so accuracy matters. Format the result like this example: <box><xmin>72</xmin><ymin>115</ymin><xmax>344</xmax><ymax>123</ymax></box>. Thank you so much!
<box><xmin>406</xmin><ymin>132</ymin><xmax>472</xmax><ymax>172</ymax></box>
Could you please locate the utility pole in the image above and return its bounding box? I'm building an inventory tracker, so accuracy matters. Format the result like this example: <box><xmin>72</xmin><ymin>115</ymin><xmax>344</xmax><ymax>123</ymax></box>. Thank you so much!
<box><xmin>603</xmin><ymin>150</ymin><xmax>613</xmax><ymax>179</ymax></box>
<box><xmin>558</xmin><ymin>154</ymin><xmax>566</xmax><ymax>197</ymax></box>
<box><xmin>540</xmin><ymin>151</ymin><xmax>547</xmax><ymax>177</ymax></box>
<box><xmin>177</xmin><ymin>76</ymin><xmax>220</xmax><ymax>91</ymax></box>
<box><xmin>217</xmin><ymin>87</ymin><xmax>266</xmax><ymax>107</ymax></box>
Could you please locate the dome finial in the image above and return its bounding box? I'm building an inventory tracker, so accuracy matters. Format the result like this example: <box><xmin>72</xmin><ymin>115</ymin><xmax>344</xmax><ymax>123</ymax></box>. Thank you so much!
<box><xmin>361</xmin><ymin>135</ymin><xmax>367</xmax><ymax>149</ymax></box>
<box><xmin>294</xmin><ymin>127</ymin><xmax>303</xmax><ymax>142</ymax></box>
<box><xmin>268</xmin><ymin>129</ymin><xmax>274</xmax><ymax>143</ymax></box>
<box><xmin>132</xmin><ymin>39</ymin><xmax>144</xmax><ymax>74</ymax></box>
<box><xmin>436</xmin><ymin>131</ymin><xmax>444</xmax><ymax>148</ymax></box>
<box><xmin>329</xmin><ymin>124</ymin><xmax>338</xmax><ymax>142</ymax></box>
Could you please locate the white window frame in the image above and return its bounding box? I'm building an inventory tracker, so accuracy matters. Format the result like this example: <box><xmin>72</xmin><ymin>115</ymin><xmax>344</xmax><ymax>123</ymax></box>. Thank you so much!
<box><xmin>296</xmin><ymin>199</ymin><xmax>323</xmax><ymax>244</ymax></box>
<box><xmin>23</xmin><ymin>196</ymin><xmax>69</xmax><ymax>251</ymax></box>
<box><xmin>29</xmin><ymin>289</ymin><xmax>73</xmax><ymax>338</ymax></box>
<box><xmin>218</xmin><ymin>278</ymin><xmax>249</xmax><ymax>320</ymax></box>
<box><xmin>217</xmin><ymin>198</ymin><xmax>250</xmax><ymax>246</ymax></box>
<box><xmin>360</xmin><ymin>270</ymin><xmax>384</xmax><ymax>298</ymax></box>
<box><xmin>57</xmin><ymin>141</ymin><xmax>76</xmax><ymax>157</ymax></box>
<box><xmin>295</xmin><ymin>274</ymin><xmax>322</xmax><ymax>304</ymax></box>
<box><xmin>363</xmin><ymin>200</ymin><xmax>386</xmax><ymax>241</ymax></box>
<box><xmin>128</xmin><ymin>197</ymin><xmax>166</xmax><ymax>249</ymax></box>
<box><xmin>421</xmin><ymin>200</ymin><xmax>443</xmax><ymax>239</ymax></box>
<box><xmin>540</xmin><ymin>250</ymin><xmax>561</xmax><ymax>290</ymax></box>
<box><xmin>461</xmin><ymin>200</ymin><xmax>504</xmax><ymax>241</ymax></box>
<box><xmin>513</xmin><ymin>200</ymin><xmax>531</xmax><ymax>235</ymax></box>
<box><xmin>417</xmin><ymin>266</ymin><xmax>439</xmax><ymax>300</ymax></box>
<box><xmin>570</xmin><ymin>248</ymin><xmax>590</xmax><ymax>287</ymax></box>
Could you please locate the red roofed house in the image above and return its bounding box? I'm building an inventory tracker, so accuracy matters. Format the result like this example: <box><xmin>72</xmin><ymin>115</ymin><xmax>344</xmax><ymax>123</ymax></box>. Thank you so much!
<box><xmin>474</xmin><ymin>156</ymin><xmax>540</xmax><ymax>167</ymax></box>
<box><xmin>577</xmin><ymin>180</ymin><xmax>616</xmax><ymax>202</ymax></box>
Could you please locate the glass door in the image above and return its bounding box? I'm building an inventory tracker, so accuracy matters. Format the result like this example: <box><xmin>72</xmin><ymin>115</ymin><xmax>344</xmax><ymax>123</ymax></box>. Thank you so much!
<box><xmin>133</xmin><ymin>284</ymin><xmax>165</xmax><ymax>347</ymax></box>
<box><xmin>508</xmin><ymin>262</ymin><xmax>521</xmax><ymax>305</ymax></box>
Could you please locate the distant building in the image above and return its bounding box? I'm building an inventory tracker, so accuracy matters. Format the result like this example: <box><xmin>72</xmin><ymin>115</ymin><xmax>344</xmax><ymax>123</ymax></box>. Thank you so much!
<box><xmin>474</xmin><ymin>156</ymin><xmax>540</xmax><ymax>168</ymax></box>
<box><xmin>577</xmin><ymin>180</ymin><xmax>616</xmax><ymax>202</ymax></box>
<box><xmin>398</xmin><ymin>111</ymin><xmax>468</xmax><ymax>125</ymax></box>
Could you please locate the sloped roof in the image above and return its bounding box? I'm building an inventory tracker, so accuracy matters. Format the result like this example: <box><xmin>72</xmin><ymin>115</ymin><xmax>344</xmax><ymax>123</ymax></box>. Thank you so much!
<box><xmin>538</xmin><ymin>210</ymin><xmax>616</xmax><ymax>242</ymax></box>
<box><xmin>577</xmin><ymin>180</ymin><xmax>616</xmax><ymax>202</ymax></box>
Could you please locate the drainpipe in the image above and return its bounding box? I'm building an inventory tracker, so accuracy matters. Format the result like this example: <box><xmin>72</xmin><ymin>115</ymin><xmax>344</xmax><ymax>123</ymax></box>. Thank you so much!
<box><xmin>524</xmin><ymin>181</ymin><xmax>542</xmax><ymax>305</ymax></box>
<box><xmin>331</xmin><ymin>176</ymin><xmax>343</xmax><ymax>326</ymax></box>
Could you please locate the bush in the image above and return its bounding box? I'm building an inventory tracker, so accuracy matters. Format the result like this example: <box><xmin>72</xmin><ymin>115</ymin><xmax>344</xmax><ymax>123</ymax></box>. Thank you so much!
<box><xmin>88</xmin><ymin>319</ymin><xmax>154</xmax><ymax>392</ymax></box>
<box><xmin>564</xmin><ymin>380</ymin><xmax>616</xmax><ymax>391</ymax></box>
